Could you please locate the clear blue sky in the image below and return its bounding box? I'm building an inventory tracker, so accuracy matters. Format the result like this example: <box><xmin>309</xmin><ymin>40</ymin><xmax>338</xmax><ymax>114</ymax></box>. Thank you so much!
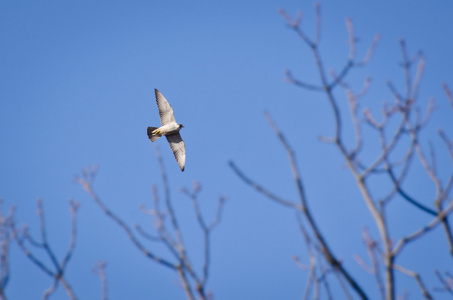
<box><xmin>1</xmin><ymin>1</ymin><xmax>452</xmax><ymax>299</ymax></box>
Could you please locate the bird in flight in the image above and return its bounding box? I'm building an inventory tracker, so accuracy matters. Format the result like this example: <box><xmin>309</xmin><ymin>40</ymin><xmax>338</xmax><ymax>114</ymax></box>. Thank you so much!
<box><xmin>147</xmin><ymin>89</ymin><xmax>185</xmax><ymax>172</ymax></box>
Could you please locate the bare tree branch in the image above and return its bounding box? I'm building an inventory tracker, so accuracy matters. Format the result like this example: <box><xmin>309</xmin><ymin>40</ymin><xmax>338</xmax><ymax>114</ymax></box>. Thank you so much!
<box><xmin>438</xmin><ymin>128</ymin><xmax>453</xmax><ymax>164</ymax></box>
<box><xmin>92</xmin><ymin>261</ymin><xmax>108</xmax><ymax>300</ymax></box>
<box><xmin>393</xmin><ymin>264</ymin><xmax>432</xmax><ymax>299</ymax></box>
<box><xmin>77</xmin><ymin>143</ymin><xmax>226</xmax><ymax>300</ymax></box>
<box><xmin>0</xmin><ymin>200</ymin><xmax>15</xmax><ymax>300</ymax></box>
<box><xmin>392</xmin><ymin>200</ymin><xmax>453</xmax><ymax>256</ymax></box>
<box><xmin>229</xmin><ymin>162</ymin><xmax>302</xmax><ymax>210</ymax></box>
<box><xmin>231</xmin><ymin>111</ymin><xmax>369</xmax><ymax>300</ymax></box>
<box><xmin>434</xmin><ymin>270</ymin><xmax>453</xmax><ymax>295</ymax></box>
<box><xmin>294</xmin><ymin>215</ymin><xmax>323</xmax><ymax>300</ymax></box>
<box><xmin>12</xmin><ymin>199</ymin><xmax>79</xmax><ymax>300</ymax></box>
<box><xmin>181</xmin><ymin>182</ymin><xmax>227</xmax><ymax>289</ymax></box>
<box><xmin>276</xmin><ymin>4</ymin><xmax>453</xmax><ymax>298</ymax></box>
<box><xmin>76</xmin><ymin>166</ymin><xmax>177</xmax><ymax>271</ymax></box>
<box><xmin>443</xmin><ymin>83</ymin><xmax>453</xmax><ymax>108</ymax></box>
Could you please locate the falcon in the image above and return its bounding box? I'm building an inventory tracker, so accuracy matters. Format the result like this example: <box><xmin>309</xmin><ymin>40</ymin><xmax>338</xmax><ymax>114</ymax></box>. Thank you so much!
<box><xmin>147</xmin><ymin>89</ymin><xmax>185</xmax><ymax>172</ymax></box>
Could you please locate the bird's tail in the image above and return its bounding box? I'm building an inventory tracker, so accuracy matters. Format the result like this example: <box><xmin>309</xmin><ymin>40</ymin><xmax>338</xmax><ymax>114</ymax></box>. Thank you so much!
<box><xmin>147</xmin><ymin>127</ymin><xmax>162</xmax><ymax>142</ymax></box>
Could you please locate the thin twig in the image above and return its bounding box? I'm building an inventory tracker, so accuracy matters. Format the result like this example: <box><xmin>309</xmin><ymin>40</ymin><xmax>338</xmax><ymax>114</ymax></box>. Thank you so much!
<box><xmin>76</xmin><ymin>166</ymin><xmax>177</xmax><ymax>270</ymax></box>
<box><xmin>231</xmin><ymin>111</ymin><xmax>369</xmax><ymax>300</ymax></box>
<box><xmin>434</xmin><ymin>270</ymin><xmax>453</xmax><ymax>295</ymax></box>
<box><xmin>12</xmin><ymin>199</ymin><xmax>79</xmax><ymax>300</ymax></box>
<box><xmin>181</xmin><ymin>183</ymin><xmax>226</xmax><ymax>289</ymax></box>
<box><xmin>393</xmin><ymin>265</ymin><xmax>432</xmax><ymax>299</ymax></box>
<box><xmin>314</xmin><ymin>2</ymin><xmax>321</xmax><ymax>45</ymax></box>
<box><xmin>92</xmin><ymin>261</ymin><xmax>108</xmax><ymax>300</ymax></box>
<box><xmin>229</xmin><ymin>162</ymin><xmax>302</xmax><ymax>210</ymax></box>
<box><xmin>443</xmin><ymin>83</ymin><xmax>453</xmax><ymax>108</ymax></box>
<box><xmin>392</xmin><ymin>200</ymin><xmax>453</xmax><ymax>255</ymax></box>
<box><xmin>0</xmin><ymin>200</ymin><xmax>15</xmax><ymax>299</ymax></box>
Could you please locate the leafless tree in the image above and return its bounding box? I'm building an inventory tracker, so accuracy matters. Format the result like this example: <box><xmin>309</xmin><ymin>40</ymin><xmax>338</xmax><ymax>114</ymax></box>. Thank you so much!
<box><xmin>76</xmin><ymin>144</ymin><xmax>226</xmax><ymax>300</ymax></box>
<box><xmin>230</xmin><ymin>3</ymin><xmax>453</xmax><ymax>300</ymax></box>
<box><xmin>12</xmin><ymin>199</ymin><xmax>79</xmax><ymax>300</ymax></box>
<box><xmin>0</xmin><ymin>200</ymin><xmax>15</xmax><ymax>300</ymax></box>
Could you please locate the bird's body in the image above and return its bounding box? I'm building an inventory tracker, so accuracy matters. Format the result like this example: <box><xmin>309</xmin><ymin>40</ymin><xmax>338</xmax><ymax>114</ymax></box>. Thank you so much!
<box><xmin>147</xmin><ymin>89</ymin><xmax>186</xmax><ymax>171</ymax></box>
<box><xmin>148</xmin><ymin>123</ymin><xmax>181</xmax><ymax>140</ymax></box>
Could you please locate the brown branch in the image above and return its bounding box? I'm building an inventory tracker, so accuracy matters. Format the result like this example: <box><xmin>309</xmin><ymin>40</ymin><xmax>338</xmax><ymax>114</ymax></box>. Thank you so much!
<box><xmin>357</xmin><ymin>76</ymin><xmax>372</xmax><ymax>99</ymax></box>
<box><xmin>78</xmin><ymin>160</ymin><xmax>221</xmax><ymax>300</ymax></box>
<box><xmin>285</xmin><ymin>70</ymin><xmax>324</xmax><ymax>92</ymax></box>
<box><xmin>317</xmin><ymin>258</ymin><xmax>334</xmax><ymax>300</ymax></box>
<box><xmin>37</xmin><ymin>199</ymin><xmax>61</xmax><ymax>273</ymax></box>
<box><xmin>294</xmin><ymin>216</ymin><xmax>336</xmax><ymax>300</ymax></box>
<box><xmin>92</xmin><ymin>261</ymin><xmax>108</xmax><ymax>300</ymax></box>
<box><xmin>346</xmin><ymin>18</ymin><xmax>356</xmax><ymax>61</ymax></box>
<box><xmin>443</xmin><ymin>83</ymin><xmax>453</xmax><ymax>108</ymax></box>
<box><xmin>177</xmin><ymin>266</ymin><xmax>195</xmax><ymax>300</ymax></box>
<box><xmin>229</xmin><ymin>162</ymin><xmax>302</xmax><ymax>210</ymax></box>
<box><xmin>314</xmin><ymin>2</ymin><xmax>321</xmax><ymax>45</ymax></box>
<box><xmin>14</xmin><ymin>228</ymin><xmax>54</xmax><ymax>277</ymax></box>
<box><xmin>421</xmin><ymin>98</ymin><xmax>435</xmax><ymax>130</ymax></box>
<box><xmin>399</xmin><ymin>39</ymin><xmax>413</xmax><ymax>99</ymax></box>
<box><xmin>392</xmin><ymin>200</ymin><xmax>453</xmax><ymax>256</ymax></box>
<box><xmin>379</xmin><ymin>140</ymin><xmax>414</xmax><ymax>206</ymax></box>
<box><xmin>386</xmin><ymin>165</ymin><xmax>436</xmax><ymax>215</ymax></box>
<box><xmin>60</xmin><ymin>200</ymin><xmax>79</xmax><ymax>275</ymax></box>
<box><xmin>373</xmin><ymin>117</ymin><xmax>437</xmax><ymax>215</ymax></box>
<box><xmin>12</xmin><ymin>199</ymin><xmax>78</xmax><ymax>300</ymax></box>
<box><xmin>278</xmin><ymin>2</ymin><xmax>453</xmax><ymax>299</ymax></box>
<box><xmin>361</xmin><ymin>117</ymin><xmax>406</xmax><ymax>177</ymax></box>
<box><xmin>134</xmin><ymin>224</ymin><xmax>161</xmax><ymax>242</ymax></box>
<box><xmin>434</xmin><ymin>270</ymin><xmax>453</xmax><ymax>295</ymax></box>
<box><xmin>387</xmin><ymin>81</ymin><xmax>404</xmax><ymax>106</ymax></box>
<box><xmin>146</xmin><ymin>186</ymin><xmax>181</xmax><ymax>259</ymax></box>
<box><xmin>154</xmin><ymin>145</ymin><xmax>192</xmax><ymax>263</ymax></box>
<box><xmin>393</xmin><ymin>265</ymin><xmax>433</xmax><ymax>299</ymax></box>
<box><xmin>76</xmin><ymin>166</ymin><xmax>177</xmax><ymax>271</ymax></box>
<box><xmin>0</xmin><ymin>200</ymin><xmax>15</xmax><ymax>300</ymax></box>
<box><xmin>181</xmin><ymin>182</ymin><xmax>227</xmax><ymax>289</ymax></box>
<box><xmin>263</xmin><ymin>112</ymin><xmax>307</xmax><ymax>209</ymax></box>
<box><xmin>438</xmin><ymin>129</ymin><xmax>453</xmax><ymax>163</ymax></box>
<box><xmin>329</xmin><ymin>38</ymin><xmax>393</xmax><ymax>300</ymax></box>
<box><xmin>329</xmin><ymin>20</ymin><xmax>379</xmax><ymax>90</ymax></box>
<box><xmin>412</xmin><ymin>56</ymin><xmax>425</xmax><ymax>102</ymax></box>
<box><xmin>281</xmin><ymin>4</ymin><xmax>395</xmax><ymax>297</ymax></box>
<box><xmin>153</xmin><ymin>145</ymin><xmax>204</xmax><ymax>298</ymax></box>
<box><xmin>360</xmin><ymin>34</ymin><xmax>381</xmax><ymax>65</ymax></box>
<box><xmin>59</xmin><ymin>277</ymin><xmax>77</xmax><ymax>300</ymax></box>
<box><xmin>295</xmin><ymin>215</ymin><xmax>318</xmax><ymax>300</ymax></box>
<box><xmin>278</xmin><ymin>8</ymin><xmax>302</xmax><ymax>29</ymax></box>
<box><xmin>396</xmin><ymin>41</ymin><xmax>453</xmax><ymax>256</ymax></box>
<box><xmin>43</xmin><ymin>278</ymin><xmax>58</xmax><ymax>300</ymax></box>
<box><xmin>402</xmin><ymin>98</ymin><xmax>453</xmax><ymax>254</ymax></box>
<box><xmin>231</xmin><ymin>111</ymin><xmax>369</xmax><ymax>300</ymax></box>
<box><xmin>363</xmin><ymin>228</ymin><xmax>385</xmax><ymax>299</ymax></box>
<box><xmin>345</xmin><ymin>87</ymin><xmax>363</xmax><ymax>158</ymax></box>
<box><xmin>82</xmin><ymin>148</ymin><xmax>223</xmax><ymax>300</ymax></box>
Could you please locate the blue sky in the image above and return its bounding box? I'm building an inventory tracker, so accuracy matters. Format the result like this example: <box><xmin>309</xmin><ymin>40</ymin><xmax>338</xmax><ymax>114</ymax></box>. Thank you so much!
<box><xmin>1</xmin><ymin>1</ymin><xmax>453</xmax><ymax>299</ymax></box>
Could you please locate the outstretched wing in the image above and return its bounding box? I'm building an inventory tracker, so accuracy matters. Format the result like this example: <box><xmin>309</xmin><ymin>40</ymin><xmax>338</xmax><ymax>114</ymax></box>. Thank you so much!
<box><xmin>166</xmin><ymin>133</ymin><xmax>185</xmax><ymax>172</ymax></box>
<box><xmin>155</xmin><ymin>89</ymin><xmax>175</xmax><ymax>125</ymax></box>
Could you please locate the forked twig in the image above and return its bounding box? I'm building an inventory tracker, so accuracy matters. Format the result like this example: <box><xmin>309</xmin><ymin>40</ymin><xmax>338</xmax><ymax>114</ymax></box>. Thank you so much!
<box><xmin>92</xmin><ymin>261</ymin><xmax>108</xmax><ymax>300</ymax></box>
<box><xmin>230</xmin><ymin>111</ymin><xmax>368</xmax><ymax>300</ymax></box>
<box><xmin>12</xmin><ymin>199</ymin><xmax>79</xmax><ymax>300</ymax></box>
<box><xmin>394</xmin><ymin>265</ymin><xmax>432</xmax><ymax>299</ymax></box>
<box><xmin>0</xmin><ymin>200</ymin><xmax>15</xmax><ymax>300</ymax></box>
<box><xmin>76</xmin><ymin>167</ymin><xmax>177</xmax><ymax>271</ymax></box>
